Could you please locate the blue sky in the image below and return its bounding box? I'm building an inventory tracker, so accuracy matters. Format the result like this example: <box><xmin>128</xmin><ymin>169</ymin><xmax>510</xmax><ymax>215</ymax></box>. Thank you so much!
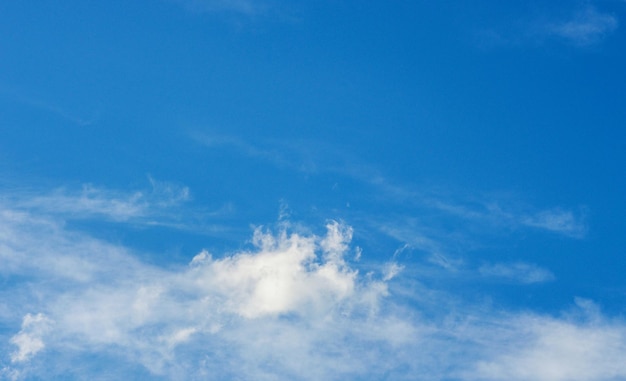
<box><xmin>1</xmin><ymin>1</ymin><xmax>626</xmax><ymax>380</ymax></box>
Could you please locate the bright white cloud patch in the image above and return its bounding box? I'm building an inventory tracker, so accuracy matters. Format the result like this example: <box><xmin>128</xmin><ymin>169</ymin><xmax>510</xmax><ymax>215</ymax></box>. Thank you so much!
<box><xmin>187</xmin><ymin>222</ymin><xmax>360</xmax><ymax>318</ymax></box>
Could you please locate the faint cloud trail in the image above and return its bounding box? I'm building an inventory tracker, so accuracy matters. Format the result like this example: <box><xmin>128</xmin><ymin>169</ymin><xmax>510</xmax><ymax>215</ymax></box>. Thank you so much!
<box><xmin>546</xmin><ymin>6</ymin><xmax>618</xmax><ymax>46</ymax></box>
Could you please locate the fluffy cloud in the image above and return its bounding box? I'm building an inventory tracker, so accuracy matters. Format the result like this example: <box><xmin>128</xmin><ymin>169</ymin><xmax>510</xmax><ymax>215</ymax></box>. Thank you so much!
<box><xmin>186</xmin><ymin>222</ymin><xmax>361</xmax><ymax>319</ymax></box>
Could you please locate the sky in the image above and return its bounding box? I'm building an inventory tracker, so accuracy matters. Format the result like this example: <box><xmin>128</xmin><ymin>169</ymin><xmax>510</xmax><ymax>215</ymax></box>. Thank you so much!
<box><xmin>1</xmin><ymin>1</ymin><xmax>626</xmax><ymax>380</ymax></box>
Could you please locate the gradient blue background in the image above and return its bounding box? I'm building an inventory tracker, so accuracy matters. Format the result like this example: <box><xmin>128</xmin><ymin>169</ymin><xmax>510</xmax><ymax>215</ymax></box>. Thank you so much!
<box><xmin>1</xmin><ymin>1</ymin><xmax>626</xmax><ymax>379</ymax></box>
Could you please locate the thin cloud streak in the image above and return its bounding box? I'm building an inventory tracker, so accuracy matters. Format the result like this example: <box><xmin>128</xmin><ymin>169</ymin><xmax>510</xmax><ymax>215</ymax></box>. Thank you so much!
<box><xmin>0</xmin><ymin>85</ymin><xmax>99</xmax><ymax>127</ymax></box>
<box><xmin>479</xmin><ymin>262</ymin><xmax>555</xmax><ymax>284</ymax></box>
<box><xmin>192</xmin><ymin>132</ymin><xmax>587</xmax><ymax>238</ymax></box>
<box><xmin>8</xmin><ymin>179</ymin><xmax>189</xmax><ymax>222</ymax></box>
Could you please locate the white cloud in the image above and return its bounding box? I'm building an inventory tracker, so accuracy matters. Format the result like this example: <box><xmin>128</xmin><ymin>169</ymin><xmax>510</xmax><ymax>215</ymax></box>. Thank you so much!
<box><xmin>479</xmin><ymin>262</ymin><xmax>555</xmax><ymax>284</ymax></box>
<box><xmin>187</xmin><ymin>222</ymin><xmax>360</xmax><ymax>319</ymax></box>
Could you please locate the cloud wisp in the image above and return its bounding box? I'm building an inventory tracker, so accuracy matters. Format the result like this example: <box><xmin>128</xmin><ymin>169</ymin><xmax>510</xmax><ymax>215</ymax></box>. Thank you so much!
<box><xmin>193</xmin><ymin>132</ymin><xmax>587</xmax><ymax>238</ymax></box>
<box><xmin>479</xmin><ymin>262</ymin><xmax>555</xmax><ymax>284</ymax></box>
<box><xmin>431</xmin><ymin>199</ymin><xmax>587</xmax><ymax>239</ymax></box>
<box><xmin>1</xmin><ymin>189</ymin><xmax>626</xmax><ymax>381</ymax></box>
<box><xmin>474</xmin><ymin>4</ymin><xmax>619</xmax><ymax>49</ymax></box>
<box><xmin>545</xmin><ymin>6</ymin><xmax>618</xmax><ymax>46</ymax></box>
<box><xmin>7</xmin><ymin>179</ymin><xmax>189</xmax><ymax>223</ymax></box>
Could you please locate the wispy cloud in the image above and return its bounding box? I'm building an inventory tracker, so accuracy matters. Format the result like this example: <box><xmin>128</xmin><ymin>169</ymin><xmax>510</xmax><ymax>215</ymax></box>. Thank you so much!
<box><xmin>7</xmin><ymin>179</ymin><xmax>189</xmax><ymax>222</ymax></box>
<box><xmin>472</xmin><ymin>309</ymin><xmax>626</xmax><ymax>380</ymax></box>
<box><xmin>521</xmin><ymin>208</ymin><xmax>587</xmax><ymax>238</ymax></box>
<box><xmin>0</xmin><ymin>85</ymin><xmax>100</xmax><ymax>127</ymax></box>
<box><xmin>191</xmin><ymin>131</ymin><xmax>588</xmax><ymax>281</ymax></box>
<box><xmin>479</xmin><ymin>262</ymin><xmax>555</xmax><ymax>284</ymax></box>
<box><xmin>545</xmin><ymin>6</ymin><xmax>618</xmax><ymax>46</ymax></box>
<box><xmin>427</xmin><ymin>198</ymin><xmax>587</xmax><ymax>238</ymax></box>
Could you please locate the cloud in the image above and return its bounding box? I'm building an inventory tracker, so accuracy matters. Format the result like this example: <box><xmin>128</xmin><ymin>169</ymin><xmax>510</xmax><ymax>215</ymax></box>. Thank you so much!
<box><xmin>472</xmin><ymin>313</ymin><xmax>626</xmax><ymax>380</ymax></box>
<box><xmin>8</xmin><ymin>179</ymin><xmax>189</xmax><ymax>223</ymax></box>
<box><xmin>0</xmin><ymin>180</ymin><xmax>235</xmax><ymax>237</ymax></box>
<box><xmin>474</xmin><ymin>5</ymin><xmax>619</xmax><ymax>49</ymax></box>
<box><xmin>546</xmin><ymin>6</ymin><xmax>618</xmax><ymax>46</ymax></box>
<box><xmin>428</xmin><ymin>198</ymin><xmax>587</xmax><ymax>238</ymax></box>
<box><xmin>0</xmin><ymin>205</ymin><xmax>405</xmax><ymax>379</ymax></box>
<box><xmin>9</xmin><ymin>314</ymin><xmax>52</xmax><ymax>363</ymax></box>
<box><xmin>187</xmin><ymin>222</ymin><xmax>362</xmax><ymax>319</ymax></box>
<box><xmin>192</xmin><ymin>132</ymin><xmax>587</xmax><ymax>240</ymax></box>
<box><xmin>479</xmin><ymin>262</ymin><xmax>555</xmax><ymax>284</ymax></box>
<box><xmin>1</xmin><ymin>187</ymin><xmax>616</xmax><ymax>380</ymax></box>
